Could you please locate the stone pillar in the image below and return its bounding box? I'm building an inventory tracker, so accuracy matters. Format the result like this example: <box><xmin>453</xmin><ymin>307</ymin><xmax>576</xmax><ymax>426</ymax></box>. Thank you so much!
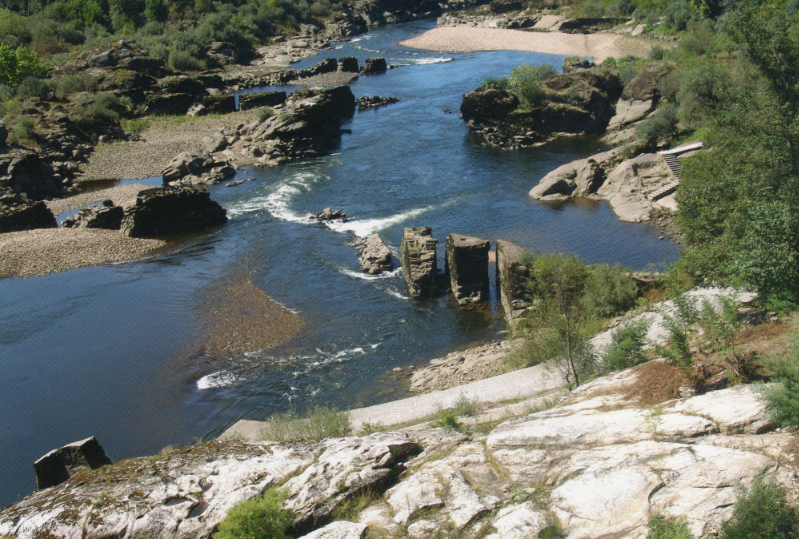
<box><xmin>446</xmin><ymin>234</ymin><xmax>490</xmax><ymax>305</ymax></box>
<box><xmin>496</xmin><ymin>239</ymin><xmax>532</xmax><ymax>322</ymax></box>
<box><xmin>401</xmin><ymin>227</ymin><xmax>437</xmax><ymax>298</ymax></box>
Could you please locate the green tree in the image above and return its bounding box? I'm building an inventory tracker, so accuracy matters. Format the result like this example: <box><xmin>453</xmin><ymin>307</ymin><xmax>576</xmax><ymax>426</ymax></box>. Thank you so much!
<box><xmin>0</xmin><ymin>43</ymin><xmax>46</xmax><ymax>87</ymax></box>
<box><xmin>719</xmin><ymin>477</ymin><xmax>799</xmax><ymax>539</ymax></box>
<box><xmin>676</xmin><ymin>1</ymin><xmax>799</xmax><ymax>302</ymax></box>
<box><xmin>525</xmin><ymin>253</ymin><xmax>594</xmax><ymax>387</ymax></box>
<box><xmin>509</xmin><ymin>63</ymin><xmax>557</xmax><ymax>108</ymax></box>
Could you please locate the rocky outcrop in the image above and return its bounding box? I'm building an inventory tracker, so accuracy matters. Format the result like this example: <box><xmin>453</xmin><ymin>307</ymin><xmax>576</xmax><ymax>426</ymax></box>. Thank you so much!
<box><xmin>608</xmin><ymin>63</ymin><xmax>672</xmax><ymax>132</ymax></box>
<box><xmin>33</xmin><ymin>436</ymin><xmax>112</xmax><ymax>490</ymax></box>
<box><xmin>0</xmin><ymin>120</ymin><xmax>7</xmax><ymax>148</ymax></box>
<box><xmin>0</xmin><ymin>149</ymin><xmax>67</xmax><ymax>202</ymax></box>
<box><xmin>596</xmin><ymin>152</ymin><xmax>675</xmax><ymax>222</ymax></box>
<box><xmin>495</xmin><ymin>239</ymin><xmax>532</xmax><ymax>322</ymax></box>
<box><xmin>401</xmin><ymin>226</ymin><xmax>438</xmax><ymax>299</ymax></box>
<box><xmin>356</xmin><ymin>234</ymin><xmax>393</xmax><ymax>275</ymax></box>
<box><xmin>238</xmin><ymin>91</ymin><xmax>287</xmax><ymax>111</ymax></box>
<box><xmin>338</xmin><ymin>56</ymin><xmax>360</xmax><ymax>73</ymax></box>
<box><xmin>446</xmin><ymin>234</ymin><xmax>490</xmax><ymax>305</ymax></box>
<box><xmin>161</xmin><ymin>151</ymin><xmax>236</xmax><ymax>186</ymax></box>
<box><xmin>0</xmin><ymin>200</ymin><xmax>58</xmax><ymax>233</ymax></box>
<box><xmin>529</xmin><ymin>147</ymin><xmax>623</xmax><ymax>201</ymax></box>
<box><xmin>225</xmin><ymin>86</ymin><xmax>356</xmax><ymax>165</ymax></box>
<box><xmin>361</xmin><ymin>57</ymin><xmax>388</xmax><ymax>75</ymax></box>
<box><xmin>63</xmin><ymin>200</ymin><xmax>124</xmax><ymax>230</ymax></box>
<box><xmin>461</xmin><ymin>68</ymin><xmax>623</xmax><ymax>149</ymax></box>
<box><xmin>311</xmin><ymin>208</ymin><xmax>348</xmax><ymax>221</ymax></box>
<box><xmin>357</xmin><ymin>96</ymin><xmax>400</xmax><ymax>109</ymax></box>
<box><xmin>120</xmin><ymin>186</ymin><xmax>227</xmax><ymax>238</ymax></box>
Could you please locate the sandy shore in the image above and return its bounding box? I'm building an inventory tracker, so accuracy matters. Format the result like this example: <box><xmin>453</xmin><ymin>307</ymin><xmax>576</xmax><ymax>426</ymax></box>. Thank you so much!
<box><xmin>400</xmin><ymin>26</ymin><xmax>656</xmax><ymax>62</ymax></box>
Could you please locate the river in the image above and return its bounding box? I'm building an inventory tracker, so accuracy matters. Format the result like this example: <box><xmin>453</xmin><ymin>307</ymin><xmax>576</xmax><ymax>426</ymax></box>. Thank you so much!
<box><xmin>0</xmin><ymin>20</ymin><xmax>679</xmax><ymax>507</ymax></box>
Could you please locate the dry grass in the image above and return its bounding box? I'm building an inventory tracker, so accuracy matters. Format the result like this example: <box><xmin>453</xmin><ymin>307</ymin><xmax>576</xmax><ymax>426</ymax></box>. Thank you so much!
<box><xmin>625</xmin><ymin>360</ymin><xmax>687</xmax><ymax>406</ymax></box>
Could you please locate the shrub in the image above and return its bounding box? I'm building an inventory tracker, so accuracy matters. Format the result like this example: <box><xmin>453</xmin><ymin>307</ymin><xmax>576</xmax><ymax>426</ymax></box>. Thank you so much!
<box><xmin>602</xmin><ymin>319</ymin><xmax>651</xmax><ymax>373</ymax></box>
<box><xmin>213</xmin><ymin>488</ymin><xmax>294</xmax><ymax>539</ymax></box>
<box><xmin>10</xmin><ymin>115</ymin><xmax>37</xmax><ymax>144</ymax></box>
<box><xmin>657</xmin><ymin>293</ymin><xmax>698</xmax><ymax>369</ymax></box>
<box><xmin>508</xmin><ymin>63</ymin><xmax>556</xmax><ymax>108</ymax></box>
<box><xmin>636</xmin><ymin>103</ymin><xmax>680</xmax><ymax>147</ymax></box>
<box><xmin>430</xmin><ymin>409</ymin><xmax>465</xmax><ymax>432</ymax></box>
<box><xmin>260</xmin><ymin>406</ymin><xmax>350</xmax><ymax>442</ymax></box>
<box><xmin>480</xmin><ymin>76</ymin><xmax>509</xmax><ymax>90</ymax></box>
<box><xmin>0</xmin><ymin>44</ymin><xmax>47</xmax><ymax>88</ymax></box>
<box><xmin>452</xmin><ymin>393</ymin><xmax>479</xmax><ymax>416</ymax></box>
<box><xmin>120</xmin><ymin>117</ymin><xmax>149</xmax><ymax>133</ymax></box>
<box><xmin>168</xmin><ymin>49</ymin><xmax>204</xmax><ymax>72</ymax></box>
<box><xmin>54</xmin><ymin>74</ymin><xmax>93</xmax><ymax>99</ymax></box>
<box><xmin>647</xmin><ymin>514</ymin><xmax>692</xmax><ymax>539</ymax></box>
<box><xmin>581</xmin><ymin>263</ymin><xmax>640</xmax><ymax>320</ymax></box>
<box><xmin>15</xmin><ymin>76</ymin><xmax>52</xmax><ymax>97</ymax></box>
<box><xmin>766</xmin><ymin>334</ymin><xmax>799</xmax><ymax>429</ymax></box>
<box><xmin>718</xmin><ymin>477</ymin><xmax>799</xmax><ymax>539</ymax></box>
<box><xmin>69</xmin><ymin>91</ymin><xmax>123</xmax><ymax>132</ymax></box>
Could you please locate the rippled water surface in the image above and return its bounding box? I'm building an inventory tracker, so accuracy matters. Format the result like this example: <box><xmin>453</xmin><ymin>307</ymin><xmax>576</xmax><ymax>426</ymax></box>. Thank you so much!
<box><xmin>0</xmin><ymin>20</ymin><xmax>679</xmax><ymax>507</ymax></box>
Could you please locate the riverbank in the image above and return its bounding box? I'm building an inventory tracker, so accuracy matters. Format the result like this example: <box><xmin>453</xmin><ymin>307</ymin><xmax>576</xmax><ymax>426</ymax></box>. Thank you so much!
<box><xmin>400</xmin><ymin>26</ymin><xmax>658</xmax><ymax>62</ymax></box>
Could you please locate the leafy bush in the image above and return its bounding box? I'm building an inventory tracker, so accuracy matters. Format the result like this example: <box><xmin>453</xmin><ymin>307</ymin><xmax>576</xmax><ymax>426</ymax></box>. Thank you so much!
<box><xmin>766</xmin><ymin>334</ymin><xmax>799</xmax><ymax>429</ymax></box>
<box><xmin>718</xmin><ymin>477</ymin><xmax>799</xmax><ymax>539</ymax></box>
<box><xmin>509</xmin><ymin>63</ymin><xmax>557</xmax><ymax>108</ymax></box>
<box><xmin>636</xmin><ymin>102</ymin><xmax>679</xmax><ymax>147</ymax></box>
<box><xmin>69</xmin><ymin>91</ymin><xmax>124</xmax><ymax>132</ymax></box>
<box><xmin>260</xmin><ymin>406</ymin><xmax>350</xmax><ymax>442</ymax></box>
<box><xmin>647</xmin><ymin>514</ymin><xmax>692</xmax><ymax>539</ymax></box>
<box><xmin>15</xmin><ymin>76</ymin><xmax>52</xmax><ymax>97</ymax></box>
<box><xmin>54</xmin><ymin>74</ymin><xmax>93</xmax><ymax>99</ymax></box>
<box><xmin>602</xmin><ymin>319</ymin><xmax>651</xmax><ymax>373</ymax></box>
<box><xmin>0</xmin><ymin>44</ymin><xmax>47</xmax><ymax>88</ymax></box>
<box><xmin>213</xmin><ymin>488</ymin><xmax>294</xmax><ymax>539</ymax></box>
<box><xmin>480</xmin><ymin>76</ymin><xmax>509</xmax><ymax>90</ymax></box>
<box><xmin>168</xmin><ymin>49</ymin><xmax>204</xmax><ymax>72</ymax></box>
<box><xmin>430</xmin><ymin>409</ymin><xmax>465</xmax><ymax>432</ymax></box>
<box><xmin>581</xmin><ymin>263</ymin><xmax>640</xmax><ymax>320</ymax></box>
<box><xmin>9</xmin><ymin>115</ymin><xmax>37</xmax><ymax>144</ymax></box>
<box><xmin>657</xmin><ymin>293</ymin><xmax>698</xmax><ymax>369</ymax></box>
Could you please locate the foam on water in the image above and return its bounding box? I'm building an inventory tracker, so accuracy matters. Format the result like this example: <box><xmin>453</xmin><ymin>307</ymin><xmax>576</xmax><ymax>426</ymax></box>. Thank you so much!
<box><xmin>338</xmin><ymin>266</ymin><xmax>403</xmax><ymax>281</ymax></box>
<box><xmin>325</xmin><ymin>205</ymin><xmax>435</xmax><ymax>237</ymax></box>
<box><xmin>197</xmin><ymin>370</ymin><xmax>240</xmax><ymax>390</ymax></box>
<box><xmin>412</xmin><ymin>57</ymin><xmax>453</xmax><ymax>65</ymax></box>
<box><xmin>225</xmin><ymin>172</ymin><xmax>319</xmax><ymax>220</ymax></box>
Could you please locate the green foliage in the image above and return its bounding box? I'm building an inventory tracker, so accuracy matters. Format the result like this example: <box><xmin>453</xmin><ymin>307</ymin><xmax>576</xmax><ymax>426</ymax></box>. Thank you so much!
<box><xmin>657</xmin><ymin>293</ymin><xmax>698</xmax><ymax>369</ymax></box>
<box><xmin>0</xmin><ymin>44</ymin><xmax>46</xmax><ymax>88</ymax></box>
<box><xmin>54</xmin><ymin>73</ymin><xmax>93</xmax><ymax>98</ymax></box>
<box><xmin>212</xmin><ymin>488</ymin><xmax>294</xmax><ymax>539</ymax></box>
<box><xmin>356</xmin><ymin>421</ymin><xmax>385</xmax><ymax>436</ymax></box>
<box><xmin>718</xmin><ymin>476</ymin><xmax>799</xmax><ymax>539</ymax></box>
<box><xmin>168</xmin><ymin>49</ymin><xmax>204</xmax><ymax>72</ymax></box>
<box><xmin>452</xmin><ymin>393</ymin><xmax>479</xmax><ymax>416</ymax></box>
<box><xmin>675</xmin><ymin>3</ymin><xmax>799</xmax><ymax>302</ymax></box>
<box><xmin>430</xmin><ymin>409</ymin><xmax>466</xmax><ymax>432</ymax></box>
<box><xmin>120</xmin><ymin>117</ymin><xmax>149</xmax><ymax>133</ymax></box>
<box><xmin>647</xmin><ymin>514</ymin><xmax>692</xmax><ymax>539</ymax></box>
<box><xmin>9</xmin><ymin>114</ymin><xmax>37</xmax><ymax>144</ymax></box>
<box><xmin>766</xmin><ymin>333</ymin><xmax>799</xmax><ymax>429</ymax></box>
<box><xmin>508</xmin><ymin>63</ymin><xmax>557</xmax><ymax>108</ymax></box>
<box><xmin>480</xmin><ymin>76</ymin><xmax>510</xmax><ymax>90</ymax></box>
<box><xmin>602</xmin><ymin>318</ymin><xmax>651</xmax><ymax>372</ymax></box>
<box><xmin>260</xmin><ymin>406</ymin><xmax>351</xmax><ymax>442</ymax></box>
<box><xmin>538</xmin><ymin>512</ymin><xmax>565</xmax><ymax>538</ymax></box>
<box><xmin>580</xmin><ymin>263</ymin><xmax>640</xmax><ymax>320</ymax></box>
<box><xmin>635</xmin><ymin>102</ymin><xmax>679</xmax><ymax>147</ymax></box>
<box><xmin>69</xmin><ymin>91</ymin><xmax>124</xmax><ymax>133</ymax></box>
<box><xmin>697</xmin><ymin>294</ymin><xmax>741</xmax><ymax>354</ymax></box>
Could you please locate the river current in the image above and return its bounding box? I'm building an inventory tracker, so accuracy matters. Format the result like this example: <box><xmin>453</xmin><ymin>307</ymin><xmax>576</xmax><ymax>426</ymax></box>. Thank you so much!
<box><xmin>0</xmin><ymin>20</ymin><xmax>679</xmax><ymax>507</ymax></box>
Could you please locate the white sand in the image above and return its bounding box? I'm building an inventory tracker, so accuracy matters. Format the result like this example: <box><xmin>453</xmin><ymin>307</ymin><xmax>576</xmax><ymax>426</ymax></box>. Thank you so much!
<box><xmin>400</xmin><ymin>26</ymin><xmax>656</xmax><ymax>63</ymax></box>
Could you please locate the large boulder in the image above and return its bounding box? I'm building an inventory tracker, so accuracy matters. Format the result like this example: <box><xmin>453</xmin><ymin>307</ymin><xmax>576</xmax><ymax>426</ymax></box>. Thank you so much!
<box><xmin>120</xmin><ymin>186</ymin><xmax>227</xmax><ymax>237</ymax></box>
<box><xmin>239</xmin><ymin>91</ymin><xmax>287</xmax><ymax>111</ymax></box>
<box><xmin>0</xmin><ymin>200</ymin><xmax>57</xmax><ymax>233</ymax></box>
<box><xmin>596</xmin><ymin>152</ymin><xmax>674</xmax><ymax>222</ymax></box>
<box><xmin>0</xmin><ymin>149</ymin><xmax>65</xmax><ymax>201</ymax></box>
<box><xmin>33</xmin><ymin>436</ymin><xmax>112</xmax><ymax>490</ymax></box>
<box><xmin>608</xmin><ymin>63</ymin><xmax>673</xmax><ymax>131</ymax></box>
<box><xmin>356</xmin><ymin>233</ymin><xmax>393</xmax><ymax>275</ymax></box>
<box><xmin>338</xmin><ymin>56</ymin><xmax>360</xmax><ymax>73</ymax></box>
<box><xmin>361</xmin><ymin>57</ymin><xmax>388</xmax><ymax>75</ymax></box>
<box><xmin>529</xmin><ymin>147</ymin><xmax>623</xmax><ymax>201</ymax></box>
<box><xmin>460</xmin><ymin>89</ymin><xmax>520</xmax><ymax>128</ymax></box>
<box><xmin>63</xmin><ymin>200</ymin><xmax>124</xmax><ymax>230</ymax></box>
<box><xmin>161</xmin><ymin>150</ymin><xmax>236</xmax><ymax>186</ymax></box>
<box><xmin>401</xmin><ymin>226</ymin><xmax>438</xmax><ymax>299</ymax></box>
<box><xmin>446</xmin><ymin>234</ymin><xmax>490</xmax><ymax>305</ymax></box>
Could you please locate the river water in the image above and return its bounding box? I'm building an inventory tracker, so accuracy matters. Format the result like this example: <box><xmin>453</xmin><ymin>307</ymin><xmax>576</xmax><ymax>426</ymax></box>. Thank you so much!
<box><xmin>0</xmin><ymin>20</ymin><xmax>679</xmax><ymax>507</ymax></box>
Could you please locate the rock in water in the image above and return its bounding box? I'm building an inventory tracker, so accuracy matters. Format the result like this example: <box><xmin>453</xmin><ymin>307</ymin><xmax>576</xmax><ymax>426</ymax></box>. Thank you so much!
<box><xmin>120</xmin><ymin>186</ymin><xmax>227</xmax><ymax>237</ymax></box>
<box><xmin>357</xmin><ymin>234</ymin><xmax>393</xmax><ymax>275</ymax></box>
<box><xmin>361</xmin><ymin>57</ymin><xmax>387</xmax><ymax>75</ymax></box>
<box><xmin>401</xmin><ymin>227</ymin><xmax>437</xmax><ymax>298</ymax></box>
<box><xmin>34</xmin><ymin>436</ymin><xmax>112</xmax><ymax>490</ymax></box>
<box><xmin>446</xmin><ymin>234</ymin><xmax>490</xmax><ymax>305</ymax></box>
<box><xmin>496</xmin><ymin>239</ymin><xmax>532</xmax><ymax>322</ymax></box>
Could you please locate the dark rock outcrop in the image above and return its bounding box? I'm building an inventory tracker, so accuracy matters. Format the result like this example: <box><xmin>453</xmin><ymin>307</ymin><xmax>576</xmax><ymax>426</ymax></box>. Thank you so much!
<box><xmin>0</xmin><ymin>200</ymin><xmax>57</xmax><ymax>233</ymax></box>
<box><xmin>239</xmin><ymin>91</ymin><xmax>287</xmax><ymax>111</ymax></box>
<box><xmin>0</xmin><ymin>120</ymin><xmax>7</xmax><ymax>148</ymax></box>
<box><xmin>461</xmin><ymin>68</ymin><xmax>623</xmax><ymax>148</ymax></box>
<box><xmin>194</xmin><ymin>95</ymin><xmax>237</xmax><ymax>116</ymax></box>
<box><xmin>608</xmin><ymin>63</ymin><xmax>672</xmax><ymax>131</ymax></box>
<box><xmin>0</xmin><ymin>149</ymin><xmax>66</xmax><ymax>202</ymax></box>
<box><xmin>120</xmin><ymin>186</ymin><xmax>227</xmax><ymax>238</ymax></box>
<box><xmin>356</xmin><ymin>234</ymin><xmax>393</xmax><ymax>275</ymax></box>
<box><xmin>338</xmin><ymin>56</ymin><xmax>360</xmax><ymax>73</ymax></box>
<box><xmin>161</xmin><ymin>151</ymin><xmax>236</xmax><ymax>186</ymax></box>
<box><xmin>358</xmin><ymin>96</ymin><xmax>400</xmax><ymax>109</ymax></box>
<box><xmin>63</xmin><ymin>200</ymin><xmax>124</xmax><ymax>230</ymax></box>
<box><xmin>33</xmin><ymin>436</ymin><xmax>112</xmax><ymax>491</ymax></box>
<box><xmin>361</xmin><ymin>57</ymin><xmax>388</xmax><ymax>75</ymax></box>
<box><xmin>311</xmin><ymin>207</ymin><xmax>347</xmax><ymax>221</ymax></box>
<box><xmin>401</xmin><ymin>226</ymin><xmax>438</xmax><ymax>299</ymax></box>
<box><xmin>446</xmin><ymin>234</ymin><xmax>490</xmax><ymax>305</ymax></box>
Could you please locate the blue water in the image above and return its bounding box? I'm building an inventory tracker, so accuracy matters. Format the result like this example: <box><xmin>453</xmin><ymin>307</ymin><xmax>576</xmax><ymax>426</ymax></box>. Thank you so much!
<box><xmin>0</xmin><ymin>20</ymin><xmax>679</xmax><ymax>508</ymax></box>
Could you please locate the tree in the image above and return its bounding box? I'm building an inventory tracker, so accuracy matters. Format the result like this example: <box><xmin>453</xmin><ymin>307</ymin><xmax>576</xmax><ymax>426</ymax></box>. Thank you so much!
<box><xmin>525</xmin><ymin>254</ymin><xmax>594</xmax><ymax>387</ymax></box>
<box><xmin>676</xmin><ymin>1</ymin><xmax>799</xmax><ymax>302</ymax></box>
<box><xmin>0</xmin><ymin>43</ymin><xmax>46</xmax><ymax>87</ymax></box>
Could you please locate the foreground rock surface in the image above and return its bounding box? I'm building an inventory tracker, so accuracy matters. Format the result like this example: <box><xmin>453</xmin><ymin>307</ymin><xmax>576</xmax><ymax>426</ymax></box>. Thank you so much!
<box><xmin>3</xmin><ymin>366</ymin><xmax>793</xmax><ymax>539</ymax></box>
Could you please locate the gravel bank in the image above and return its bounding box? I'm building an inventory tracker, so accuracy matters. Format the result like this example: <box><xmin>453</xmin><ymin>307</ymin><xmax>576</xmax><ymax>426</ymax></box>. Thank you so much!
<box><xmin>45</xmin><ymin>183</ymin><xmax>154</xmax><ymax>216</ymax></box>
<box><xmin>400</xmin><ymin>26</ymin><xmax>656</xmax><ymax>62</ymax></box>
<box><xmin>79</xmin><ymin>111</ymin><xmax>259</xmax><ymax>181</ymax></box>
<box><xmin>0</xmin><ymin>228</ymin><xmax>165</xmax><ymax>278</ymax></box>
